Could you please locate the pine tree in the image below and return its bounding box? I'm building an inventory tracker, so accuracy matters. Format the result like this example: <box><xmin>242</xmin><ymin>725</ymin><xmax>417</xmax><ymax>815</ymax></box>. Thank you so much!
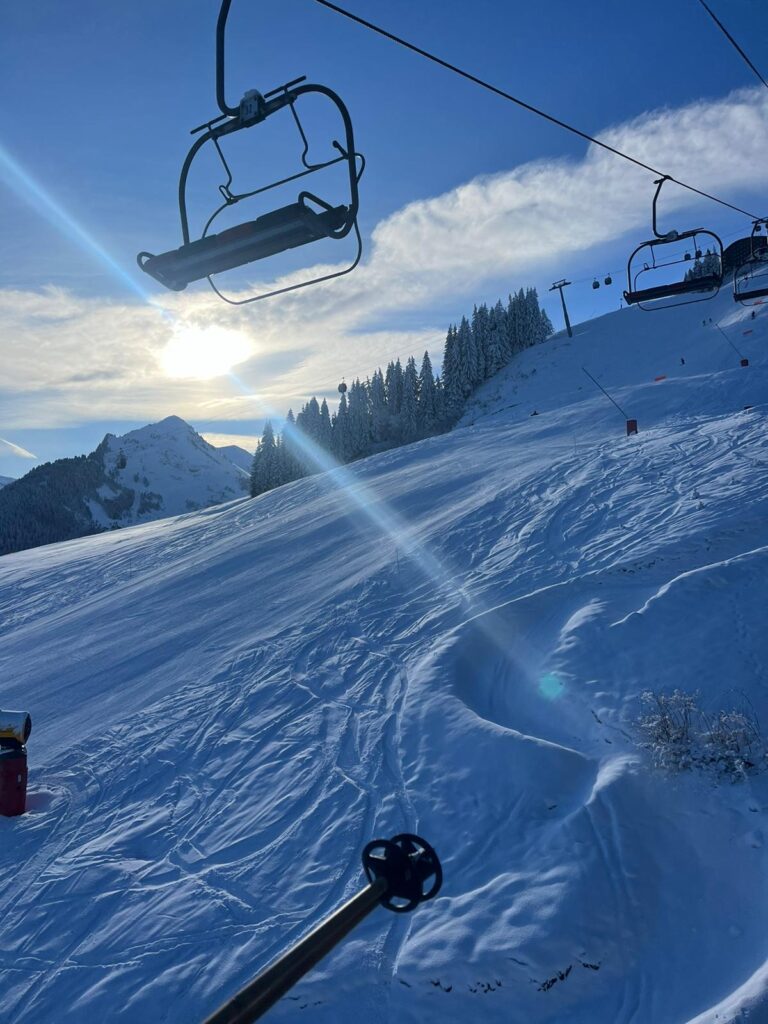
<box><xmin>433</xmin><ymin>374</ymin><xmax>446</xmax><ymax>425</ymax></box>
<box><xmin>385</xmin><ymin>360</ymin><xmax>403</xmax><ymax>418</ymax></box>
<box><xmin>485</xmin><ymin>301</ymin><xmax>507</xmax><ymax>376</ymax></box>
<box><xmin>347</xmin><ymin>378</ymin><xmax>371</xmax><ymax>458</ymax></box>
<box><xmin>506</xmin><ymin>291</ymin><xmax>521</xmax><ymax>355</ymax></box>
<box><xmin>251</xmin><ymin>420</ymin><xmax>277</xmax><ymax>497</ymax></box>
<box><xmin>538</xmin><ymin>304</ymin><xmax>554</xmax><ymax>342</ymax></box>
<box><xmin>319</xmin><ymin>399</ymin><xmax>333</xmax><ymax>451</ymax></box>
<box><xmin>369</xmin><ymin>367</ymin><xmax>388</xmax><ymax>444</ymax></box>
<box><xmin>282</xmin><ymin>409</ymin><xmax>304</xmax><ymax>479</ymax></box>
<box><xmin>401</xmin><ymin>356</ymin><xmax>419</xmax><ymax>442</ymax></box>
<box><xmin>524</xmin><ymin>288</ymin><xmax>542</xmax><ymax>347</ymax></box>
<box><xmin>332</xmin><ymin>391</ymin><xmax>351</xmax><ymax>461</ymax></box>
<box><xmin>417</xmin><ymin>350</ymin><xmax>436</xmax><ymax>433</ymax></box>
<box><xmin>454</xmin><ymin>316</ymin><xmax>475</xmax><ymax>389</ymax></box>
<box><xmin>470</xmin><ymin>305</ymin><xmax>488</xmax><ymax>384</ymax></box>
<box><xmin>442</xmin><ymin>324</ymin><xmax>464</xmax><ymax>422</ymax></box>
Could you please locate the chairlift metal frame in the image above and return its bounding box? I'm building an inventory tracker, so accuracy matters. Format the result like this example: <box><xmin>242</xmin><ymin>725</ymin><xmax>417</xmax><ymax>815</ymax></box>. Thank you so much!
<box><xmin>733</xmin><ymin>218</ymin><xmax>768</xmax><ymax>306</ymax></box>
<box><xmin>623</xmin><ymin>176</ymin><xmax>723</xmax><ymax>311</ymax></box>
<box><xmin>137</xmin><ymin>0</ymin><xmax>364</xmax><ymax>305</ymax></box>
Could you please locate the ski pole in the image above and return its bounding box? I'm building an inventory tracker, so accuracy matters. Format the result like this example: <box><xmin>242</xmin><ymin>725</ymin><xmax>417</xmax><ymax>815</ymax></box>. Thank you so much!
<box><xmin>202</xmin><ymin>833</ymin><xmax>442</xmax><ymax>1024</ymax></box>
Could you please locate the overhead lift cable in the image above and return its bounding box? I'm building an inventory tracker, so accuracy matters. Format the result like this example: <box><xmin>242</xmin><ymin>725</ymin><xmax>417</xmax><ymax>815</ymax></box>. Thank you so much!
<box><xmin>312</xmin><ymin>0</ymin><xmax>760</xmax><ymax>221</ymax></box>
<box><xmin>696</xmin><ymin>0</ymin><xmax>768</xmax><ymax>92</ymax></box>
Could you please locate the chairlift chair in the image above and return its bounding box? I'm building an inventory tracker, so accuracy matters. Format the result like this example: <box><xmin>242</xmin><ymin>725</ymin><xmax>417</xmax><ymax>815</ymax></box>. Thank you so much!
<box><xmin>733</xmin><ymin>218</ymin><xmax>768</xmax><ymax>306</ymax></box>
<box><xmin>137</xmin><ymin>0</ymin><xmax>364</xmax><ymax>305</ymax></box>
<box><xmin>604</xmin><ymin>274</ymin><xmax>612</xmax><ymax>286</ymax></box>
<box><xmin>592</xmin><ymin>279</ymin><xmax>600</xmax><ymax>289</ymax></box>
<box><xmin>623</xmin><ymin>177</ymin><xmax>723</xmax><ymax>311</ymax></box>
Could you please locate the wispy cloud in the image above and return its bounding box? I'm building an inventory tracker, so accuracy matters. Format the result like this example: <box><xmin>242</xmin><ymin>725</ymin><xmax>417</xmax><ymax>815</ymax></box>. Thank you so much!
<box><xmin>1</xmin><ymin>86</ymin><xmax>766</xmax><ymax>431</ymax></box>
<box><xmin>202</xmin><ymin>432</ymin><xmax>259</xmax><ymax>453</ymax></box>
<box><xmin>0</xmin><ymin>436</ymin><xmax>38</xmax><ymax>459</ymax></box>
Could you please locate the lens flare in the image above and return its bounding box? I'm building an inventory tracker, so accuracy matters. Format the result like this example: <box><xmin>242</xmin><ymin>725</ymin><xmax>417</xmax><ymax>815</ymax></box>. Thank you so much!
<box><xmin>538</xmin><ymin>672</ymin><xmax>565</xmax><ymax>700</ymax></box>
<box><xmin>0</xmin><ymin>142</ymin><xmax>153</xmax><ymax>304</ymax></box>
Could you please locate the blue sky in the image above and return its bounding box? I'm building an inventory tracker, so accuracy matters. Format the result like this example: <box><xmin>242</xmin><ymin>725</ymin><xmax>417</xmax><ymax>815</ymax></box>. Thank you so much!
<box><xmin>1</xmin><ymin>0</ymin><xmax>767</xmax><ymax>477</ymax></box>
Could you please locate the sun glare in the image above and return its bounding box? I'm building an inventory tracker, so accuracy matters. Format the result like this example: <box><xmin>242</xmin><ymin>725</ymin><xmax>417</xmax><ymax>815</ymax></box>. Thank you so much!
<box><xmin>159</xmin><ymin>324</ymin><xmax>253</xmax><ymax>379</ymax></box>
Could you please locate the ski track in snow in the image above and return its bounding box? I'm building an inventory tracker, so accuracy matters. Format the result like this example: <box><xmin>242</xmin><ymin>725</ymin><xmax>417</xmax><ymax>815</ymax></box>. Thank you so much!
<box><xmin>2</xmin><ymin>293</ymin><xmax>768</xmax><ymax>1022</ymax></box>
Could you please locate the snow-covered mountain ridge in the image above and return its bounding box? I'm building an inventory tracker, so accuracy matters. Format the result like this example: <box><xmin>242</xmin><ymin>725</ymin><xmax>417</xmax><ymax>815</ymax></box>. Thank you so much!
<box><xmin>92</xmin><ymin>415</ymin><xmax>250</xmax><ymax>528</ymax></box>
<box><xmin>0</xmin><ymin>416</ymin><xmax>250</xmax><ymax>555</ymax></box>
<box><xmin>0</xmin><ymin>475</ymin><xmax>14</xmax><ymax>488</ymax></box>
<box><xmin>1</xmin><ymin>292</ymin><xmax>768</xmax><ymax>1024</ymax></box>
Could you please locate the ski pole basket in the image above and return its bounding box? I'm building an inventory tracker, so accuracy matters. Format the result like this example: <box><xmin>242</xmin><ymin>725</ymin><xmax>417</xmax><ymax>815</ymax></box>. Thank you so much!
<box><xmin>201</xmin><ymin>833</ymin><xmax>442</xmax><ymax>1024</ymax></box>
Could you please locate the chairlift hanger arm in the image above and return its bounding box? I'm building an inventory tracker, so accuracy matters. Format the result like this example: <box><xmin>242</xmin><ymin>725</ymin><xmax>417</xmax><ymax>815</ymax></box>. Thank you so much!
<box><xmin>649</xmin><ymin>176</ymin><xmax>704</xmax><ymax>242</ymax></box>
<box><xmin>216</xmin><ymin>0</ymin><xmax>239</xmax><ymax>117</ymax></box>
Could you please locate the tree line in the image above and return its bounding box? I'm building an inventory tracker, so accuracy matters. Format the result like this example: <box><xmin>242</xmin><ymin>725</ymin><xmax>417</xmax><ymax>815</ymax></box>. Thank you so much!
<box><xmin>250</xmin><ymin>286</ymin><xmax>553</xmax><ymax>497</ymax></box>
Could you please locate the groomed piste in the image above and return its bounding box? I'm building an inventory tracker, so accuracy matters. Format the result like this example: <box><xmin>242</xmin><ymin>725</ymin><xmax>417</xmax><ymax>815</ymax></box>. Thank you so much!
<box><xmin>2</xmin><ymin>289</ymin><xmax>768</xmax><ymax>1023</ymax></box>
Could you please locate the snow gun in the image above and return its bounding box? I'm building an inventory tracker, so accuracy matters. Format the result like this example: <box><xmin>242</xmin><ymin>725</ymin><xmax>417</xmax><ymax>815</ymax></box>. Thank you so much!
<box><xmin>202</xmin><ymin>833</ymin><xmax>442</xmax><ymax>1024</ymax></box>
<box><xmin>0</xmin><ymin>710</ymin><xmax>31</xmax><ymax>745</ymax></box>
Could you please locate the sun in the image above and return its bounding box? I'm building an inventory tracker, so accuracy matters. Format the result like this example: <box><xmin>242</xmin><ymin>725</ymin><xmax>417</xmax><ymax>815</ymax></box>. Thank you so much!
<box><xmin>159</xmin><ymin>323</ymin><xmax>253</xmax><ymax>379</ymax></box>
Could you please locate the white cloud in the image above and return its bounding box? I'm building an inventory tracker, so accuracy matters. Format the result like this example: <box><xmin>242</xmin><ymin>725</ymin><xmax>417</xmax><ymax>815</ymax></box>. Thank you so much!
<box><xmin>1</xmin><ymin>86</ymin><xmax>766</xmax><ymax>430</ymax></box>
<box><xmin>202</xmin><ymin>432</ymin><xmax>259</xmax><ymax>453</ymax></box>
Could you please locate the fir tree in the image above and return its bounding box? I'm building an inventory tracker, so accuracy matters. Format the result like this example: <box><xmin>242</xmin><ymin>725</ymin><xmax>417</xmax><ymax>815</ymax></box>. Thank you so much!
<box><xmin>417</xmin><ymin>350</ymin><xmax>436</xmax><ymax>433</ymax></box>
<box><xmin>485</xmin><ymin>301</ymin><xmax>507</xmax><ymax>376</ymax></box>
<box><xmin>442</xmin><ymin>324</ymin><xmax>464</xmax><ymax>422</ymax></box>
<box><xmin>251</xmin><ymin>421</ymin><xmax>277</xmax><ymax>497</ymax></box>
<box><xmin>332</xmin><ymin>391</ymin><xmax>351</xmax><ymax>461</ymax></box>
<box><xmin>369</xmin><ymin>367</ymin><xmax>388</xmax><ymax>444</ymax></box>
<box><xmin>401</xmin><ymin>356</ymin><xmax>419</xmax><ymax>442</ymax></box>
<box><xmin>347</xmin><ymin>378</ymin><xmax>371</xmax><ymax>457</ymax></box>
<box><xmin>433</xmin><ymin>374</ymin><xmax>446</xmax><ymax>425</ymax></box>
<box><xmin>469</xmin><ymin>305</ymin><xmax>488</xmax><ymax>386</ymax></box>
<box><xmin>319</xmin><ymin>398</ymin><xmax>333</xmax><ymax>451</ymax></box>
<box><xmin>385</xmin><ymin>360</ymin><xmax>403</xmax><ymax>418</ymax></box>
<box><xmin>282</xmin><ymin>409</ymin><xmax>304</xmax><ymax>479</ymax></box>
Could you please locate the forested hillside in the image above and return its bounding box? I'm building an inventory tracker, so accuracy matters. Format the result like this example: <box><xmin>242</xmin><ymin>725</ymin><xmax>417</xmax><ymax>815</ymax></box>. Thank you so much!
<box><xmin>250</xmin><ymin>286</ymin><xmax>552</xmax><ymax>496</ymax></box>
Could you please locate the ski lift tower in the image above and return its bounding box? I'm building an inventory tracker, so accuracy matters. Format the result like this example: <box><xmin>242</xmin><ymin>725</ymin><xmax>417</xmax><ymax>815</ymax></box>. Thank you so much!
<box><xmin>549</xmin><ymin>279</ymin><xmax>573</xmax><ymax>338</ymax></box>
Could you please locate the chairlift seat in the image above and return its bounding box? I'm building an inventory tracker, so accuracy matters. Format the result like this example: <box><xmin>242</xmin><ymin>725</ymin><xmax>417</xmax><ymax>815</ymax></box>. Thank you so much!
<box><xmin>625</xmin><ymin>273</ymin><xmax>721</xmax><ymax>306</ymax></box>
<box><xmin>734</xmin><ymin>285</ymin><xmax>768</xmax><ymax>303</ymax></box>
<box><xmin>139</xmin><ymin>201</ymin><xmax>348</xmax><ymax>291</ymax></box>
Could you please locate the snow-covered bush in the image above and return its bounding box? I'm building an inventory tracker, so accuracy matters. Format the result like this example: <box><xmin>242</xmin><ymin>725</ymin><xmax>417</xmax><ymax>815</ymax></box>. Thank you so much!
<box><xmin>637</xmin><ymin>690</ymin><xmax>765</xmax><ymax>780</ymax></box>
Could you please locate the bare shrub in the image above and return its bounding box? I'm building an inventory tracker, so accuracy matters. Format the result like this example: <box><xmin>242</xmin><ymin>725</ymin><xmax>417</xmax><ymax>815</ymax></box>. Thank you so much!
<box><xmin>637</xmin><ymin>690</ymin><xmax>765</xmax><ymax>780</ymax></box>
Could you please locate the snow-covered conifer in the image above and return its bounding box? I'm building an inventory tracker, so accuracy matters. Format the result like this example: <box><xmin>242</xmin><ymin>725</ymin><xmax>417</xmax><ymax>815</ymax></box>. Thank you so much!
<box><xmin>319</xmin><ymin>399</ymin><xmax>333</xmax><ymax>451</ymax></box>
<box><xmin>418</xmin><ymin>351</ymin><xmax>436</xmax><ymax>433</ymax></box>
<box><xmin>332</xmin><ymin>391</ymin><xmax>351</xmax><ymax>461</ymax></box>
<box><xmin>250</xmin><ymin>420</ymin><xmax>277</xmax><ymax>497</ymax></box>
<box><xmin>470</xmin><ymin>305</ymin><xmax>488</xmax><ymax>385</ymax></box>
<box><xmin>485</xmin><ymin>301</ymin><xmax>506</xmax><ymax>376</ymax></box>
<box><xmin>369</xmin><ymin>368</ymin><xmax>388</xmax><ymax>443</ymax></box>
<box><xmin>401</xmin><ymin>357</ymin><xmax>419</xmax><ymax>442</ymax></box>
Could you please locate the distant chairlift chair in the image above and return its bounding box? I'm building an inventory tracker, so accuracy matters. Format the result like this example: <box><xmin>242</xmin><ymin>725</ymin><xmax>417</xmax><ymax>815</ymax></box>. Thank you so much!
<box><xmin>733</xmin><ymin>218</ymin><xmax>768</xmax><ymax>306</ymax></box>
<box><xmin>137</xmin><ymin>0</ymin><xmax>364</xmax><ymax>305</ymax></box>
<box><xmin>623</xmin><ymin>176</ymin><xmax>723</xmax><ymax>311</ymax></box>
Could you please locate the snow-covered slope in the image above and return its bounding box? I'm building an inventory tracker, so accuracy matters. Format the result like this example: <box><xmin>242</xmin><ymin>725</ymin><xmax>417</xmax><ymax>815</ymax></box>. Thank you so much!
<box><xmin>92</xmin><ymin>415</ymin><xmax>249</xmax><ymax>528</ymax></box>
<box><xmin>0</xmin><ymin>475</ymin><xmax>14</xmax><ymax>488</ymax></box>
<box><xmin>2</xmin><ymin>293</ymin><xmax>768</xmax><ymax>1024</ymax></box>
